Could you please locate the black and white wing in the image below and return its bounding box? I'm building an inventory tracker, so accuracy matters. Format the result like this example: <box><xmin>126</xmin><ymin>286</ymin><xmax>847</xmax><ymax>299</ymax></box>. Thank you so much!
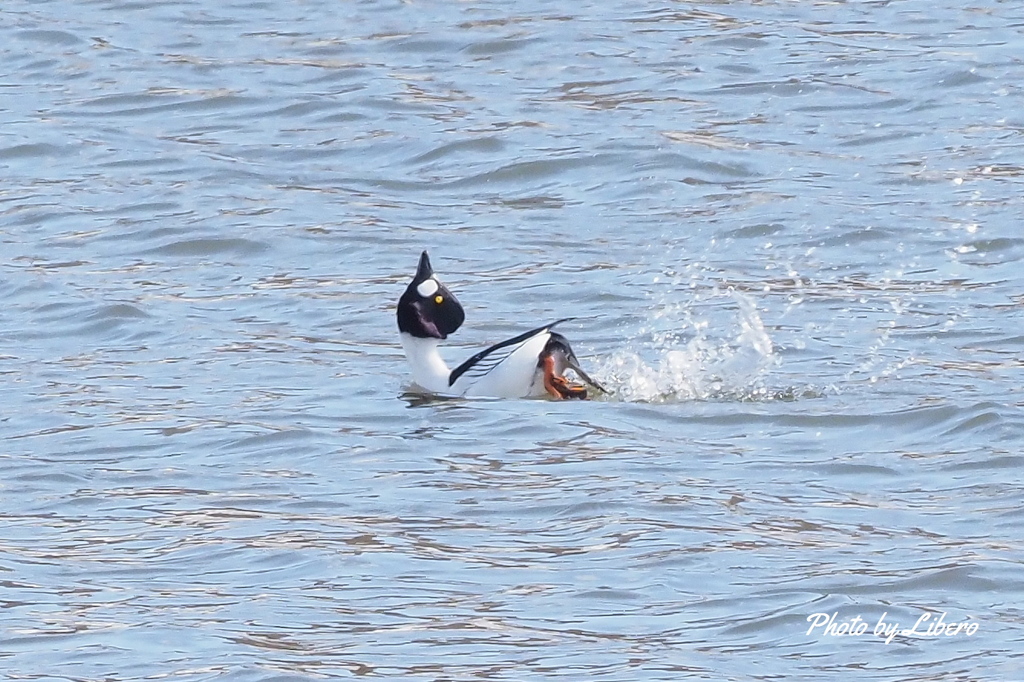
<box><xmin>448</xmin><ymin>319</ymin><xmax>570</xmax><ymax>398</ymax></box>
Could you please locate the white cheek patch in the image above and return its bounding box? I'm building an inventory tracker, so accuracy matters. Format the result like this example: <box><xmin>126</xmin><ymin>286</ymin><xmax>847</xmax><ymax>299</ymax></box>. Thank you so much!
<box><xmin>416</xmin><ymin>278</ymin><xmax>440</xmax><ymax>298</ymax></box>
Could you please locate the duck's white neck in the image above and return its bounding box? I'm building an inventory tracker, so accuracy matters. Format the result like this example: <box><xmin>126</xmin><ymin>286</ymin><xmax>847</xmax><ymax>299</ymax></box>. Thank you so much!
<box><xmin>400</xmin><ymin>332</ymin><xmax>452</xmax><ymax>394</ymax></box>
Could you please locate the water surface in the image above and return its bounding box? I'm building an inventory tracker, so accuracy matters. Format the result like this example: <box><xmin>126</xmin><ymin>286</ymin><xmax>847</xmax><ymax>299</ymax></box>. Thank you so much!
<box><xmin>3</xmin><ymin>0</ymin><xmax>1024</xmax><ymax>679</ymax></box>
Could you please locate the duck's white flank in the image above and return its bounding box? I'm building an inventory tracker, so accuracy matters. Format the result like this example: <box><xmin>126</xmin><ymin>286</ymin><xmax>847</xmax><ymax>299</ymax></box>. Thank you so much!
<box><xmin>400</xmin><ymin>329</ymin><xmax>554</xmax><ymax>398</ymax></box>
<box><xmin>457</xmin><ymin>330</ymin><xmax>551</xmax><ymax>398</ymax></box>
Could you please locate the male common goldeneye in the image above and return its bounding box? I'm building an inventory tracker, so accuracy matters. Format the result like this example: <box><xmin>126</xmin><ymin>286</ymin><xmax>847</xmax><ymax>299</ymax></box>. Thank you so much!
<box><xmin>397</xmin><ymin>251</ymin><xmax>606</xmax><ymax>399</ymax></box>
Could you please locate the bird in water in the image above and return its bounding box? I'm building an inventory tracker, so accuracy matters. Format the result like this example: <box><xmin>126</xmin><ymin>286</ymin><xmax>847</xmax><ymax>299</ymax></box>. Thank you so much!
<box><xmin>396</xmin><ymin>251</ymin><xmax>607</xmax><ymax>399</ymax></box>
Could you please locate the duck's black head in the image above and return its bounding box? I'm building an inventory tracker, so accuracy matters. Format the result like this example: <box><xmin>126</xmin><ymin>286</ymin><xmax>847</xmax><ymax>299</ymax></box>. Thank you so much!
<box><xmin>397</xmin><ymin>251</ymin><xmax>465</xmax><ymax>340</ymax></box>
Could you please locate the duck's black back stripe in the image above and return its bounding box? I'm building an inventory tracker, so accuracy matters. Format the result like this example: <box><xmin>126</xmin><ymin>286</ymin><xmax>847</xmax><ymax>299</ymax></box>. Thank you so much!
<box><xmin>448</xmin><ymin>318</ymin><xmax>572</xmax><ymax>387</ymax></box>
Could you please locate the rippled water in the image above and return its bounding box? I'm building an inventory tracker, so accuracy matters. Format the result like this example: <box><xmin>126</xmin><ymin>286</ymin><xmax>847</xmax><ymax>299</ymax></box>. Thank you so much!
<box><xmin>3</xmin><ymin>0</ymin><xmax>1024</xmax><ymax>679</ymax></box>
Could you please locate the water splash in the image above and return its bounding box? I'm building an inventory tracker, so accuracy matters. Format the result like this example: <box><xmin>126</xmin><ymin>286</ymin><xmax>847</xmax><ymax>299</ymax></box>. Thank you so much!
<box><xmin>595</xmin><ymin>289</ymin><xmax>779</xmax><ymax>403</ymax></box>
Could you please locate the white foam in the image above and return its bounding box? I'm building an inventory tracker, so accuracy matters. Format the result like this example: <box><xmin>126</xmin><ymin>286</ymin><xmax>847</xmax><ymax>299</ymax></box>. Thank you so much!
<box><xmin>593</xmin><ymin>290</ymin><xmax>779</xmax><ymax>403</ymax></box>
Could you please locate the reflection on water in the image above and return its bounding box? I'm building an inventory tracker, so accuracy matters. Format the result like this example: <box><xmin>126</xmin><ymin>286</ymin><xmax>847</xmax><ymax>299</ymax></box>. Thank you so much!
<box><xmin>4</xmin><ymin>0</ymin><xmax>1024</xmax><ymax>679</ymax></box>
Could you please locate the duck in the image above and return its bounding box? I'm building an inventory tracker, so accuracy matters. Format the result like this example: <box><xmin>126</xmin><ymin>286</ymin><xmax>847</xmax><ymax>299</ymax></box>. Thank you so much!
<box><xmin>396</xmin><ymin>251</ymin><xmax>606</xmax><ymax>399</ymax></box>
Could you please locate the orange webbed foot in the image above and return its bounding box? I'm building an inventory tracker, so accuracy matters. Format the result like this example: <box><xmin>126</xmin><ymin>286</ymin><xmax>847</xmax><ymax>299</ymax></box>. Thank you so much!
<box><xmin>542</xmin><ymin>355</ymin><xmax>588</xmax><ymax>400</ymax></box>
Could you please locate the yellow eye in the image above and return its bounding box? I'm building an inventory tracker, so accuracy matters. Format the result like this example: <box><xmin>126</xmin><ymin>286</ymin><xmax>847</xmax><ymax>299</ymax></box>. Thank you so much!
<box><xmin>434</xmin><ymin>295</ymin><xmax>444</xmax><ymax>304</ymax></box>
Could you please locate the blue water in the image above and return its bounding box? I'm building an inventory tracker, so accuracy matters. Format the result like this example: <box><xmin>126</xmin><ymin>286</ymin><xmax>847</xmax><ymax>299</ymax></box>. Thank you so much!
<box><xmin>3</xmin><ymin>1</ymin><xmax>1024</xmax><ymax>679</ymax></box>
